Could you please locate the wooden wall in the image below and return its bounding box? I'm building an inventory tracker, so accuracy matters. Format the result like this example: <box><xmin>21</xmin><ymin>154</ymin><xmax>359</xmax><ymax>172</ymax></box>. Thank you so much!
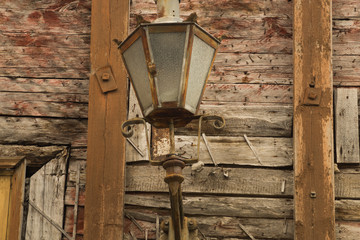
<box><xmin>0</xmin><ymin>0</ymin><xmax>90</xmax><ymax>239</ymax></box>
<box><xmin>0</xmin><ymin>0</ymin><xmax>360</xmax><ymax>239</ymax></box>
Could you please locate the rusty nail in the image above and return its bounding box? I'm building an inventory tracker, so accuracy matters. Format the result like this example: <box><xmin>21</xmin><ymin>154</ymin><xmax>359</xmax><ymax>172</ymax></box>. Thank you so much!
<box><xmin>310</xmin><ymin>191</ymin><xmax>317</xmax><ymax>198</ymax></box>
<box><xmin>102</xmin><ymin>72</ymin><xmax>110</xmax><ymax>81</ymax></box>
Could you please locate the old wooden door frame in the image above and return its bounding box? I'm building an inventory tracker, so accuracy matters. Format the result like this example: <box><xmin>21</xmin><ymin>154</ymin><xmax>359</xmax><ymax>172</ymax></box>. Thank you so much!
<box><xmin>293</xmin><ymin>0</ymin><xmax>335</xmax><ymax>239</ymax></box>
<box><xmin>0</xmin><ymin>157</ymin><xmax>26</xmax><ymax>240</ymax></box>
<box><xmin>84</xmin><ymin>0</ymin><xmax>129</xmax><ymax>239</ymax></box>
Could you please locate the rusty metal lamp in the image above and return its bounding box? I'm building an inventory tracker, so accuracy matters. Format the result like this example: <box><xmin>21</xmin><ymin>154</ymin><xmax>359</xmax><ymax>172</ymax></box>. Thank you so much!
<box><xmin>119</xmin><ymin>0</ymin><xmax>224</xmax><ymax>239</ymax></box>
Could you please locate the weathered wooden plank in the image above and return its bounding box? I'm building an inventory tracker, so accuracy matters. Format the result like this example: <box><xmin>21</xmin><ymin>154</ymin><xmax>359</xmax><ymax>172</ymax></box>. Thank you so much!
<box><xmin>211</xmin><ymin>53</ymin><xmax>293</xmax><ymax>84</ymax></box>
<box><xmin>7</xmin><ymin>159</ymin><xmax>26</xmax><ymax>240</ymax></box>
<box><xmin>0</xmin><ymin>46</ymin><xmax>89</xmax><ymax>67</ymax></box>
<box><xmin>333</xmin><ymin>55</ymin><xmax>360</xmax><ymax>86</ymax></box>
<box><xmin>0</xmin><ymin>92</ymin><xmax>88</xmax><ymax>118</ymax></box>
<box><xmin>0</xmin><ymin>67</ymin><xmax>89</xmax><ymax>79</ymax></box>
<box><xmin>123</xmin><ymin>166</ymin><xmax>360</xmax><ymax>199</ymax></box>
<box><xmin>0</xmin><ymin>156</ymin><xmax>23</xmax><ymax>169</ymax></box>
<box><xmin>0</xmin><ymin>117</ymin><xmax>87</xmax><ymax>146</ymax></box>
<box><xmin>0</xmin><ymin>175</ymin><xmax>11</xmax><ymax>240</ymax></box>
<box><xmin>176</xmin><ymin>103</ymin><xmax>293</xmax><ymax>137</ymax></box>
<box><xmin>123</xmin><ymin>208</ymin><xmax>294</xmax><ymax>240</ymax></box>
<box><xmin>125</xmin><ymin>165</ymin><xmax>293</xmax><ymax>197</ymax></box>
<box><xmin>336</xmin><ymin>221</ymin><xmax>360</xmax><ymax>239</ymax></box>
<box><xmin>0</xmin><ymin>77</ymin><xmax>89</xmax><ymax>94</ymax></box>
<box><xmin>203</xmin><ymin>83</ymin><xmax>292</xmax><ymax>103</ymax></box>
<box><xmin>132</xmin><ymin>0</ymin><xmax>293</xmax><ymax>18</ymax></box>
<box><xmin>65</xmin><ymin>188</ymin><xmax>360</xmax><ymax>221</ymax></box>
<box><xmin>0</xmin><ymin>11</ymin><xmax>90</xmax><ymax>35</ymax></box>
<box><xmin>25</xmin><ymin>149</ymin><xmax>68</xmax><ymax>240</ymax></box>
<box><xmin>84</xmin><ymin>0</ymin><xmax>129</xmax><ymax>239</ymax></box>
<box><xmin>0</xmin><ymin>145</ymin><xmax>65</xmax><ymax>167</ymax></box>
<box><xmin>219</xmin><ymin>37</ymin><xmax>293</xmax><ymax>54</ymax></box>
<box><xmin>333</xmin><ymin>20</ymin><xmax>360</xmax><ymax>55</ymax></box>
<box><xmin>332</xmin><ymin>0</ymin><xmax>360</xmax><ymax>18</ymax></box>
<box><xmin>1</xmin><ymin>32</ymin><xmax>90</xmax><ymax>48</ymax></box>
<box><xmin>130</xmin><ymin>14</ymin><xmax>292</xmax><ymax>40</ymax></box>
<box><xmin>125</xmin><ymin>194</ymin><xmax>293</xmax><ymax>219</ymax></box>
<box><xmin>143</xmin><ymin>136</ymin><xmax>293</xmax><ymax>167</ymax></box>
<box><xmin>293</xmin><ymin>0</ymin><xmax>334</xmax><ymax>239</ymax></box>
<box><xmin>126</xmin><ymin>85</ymin><xmax>150</xmax><ymax>162</ymax></box>
<box><xmin>120</xmin><ymin>212</ymin><xmax>360</xmax><ymax>240</ymax></box>
<box><xmin>335</xmin><ymin>88</ymin><xmax>359</xmax><ymax>163</ymax></box>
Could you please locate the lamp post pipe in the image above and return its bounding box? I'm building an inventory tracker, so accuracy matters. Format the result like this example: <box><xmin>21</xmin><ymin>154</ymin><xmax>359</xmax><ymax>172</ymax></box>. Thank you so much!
<box><xmin>154</xmin><ymin>0</ymin><xmax>183</xmax><ymax>23</ymax></box>
<box><xmin>169</xmin><ymin>119</ymin><xmax>175</xmax><ymax>154</ymax></box>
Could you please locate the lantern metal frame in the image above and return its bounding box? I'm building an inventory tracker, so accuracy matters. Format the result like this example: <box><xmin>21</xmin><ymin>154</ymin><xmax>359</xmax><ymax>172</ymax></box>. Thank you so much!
<box><xmin>119</xmin><ymin>22</ymin><xmax>220</xmax><ymax>128</ymax></box>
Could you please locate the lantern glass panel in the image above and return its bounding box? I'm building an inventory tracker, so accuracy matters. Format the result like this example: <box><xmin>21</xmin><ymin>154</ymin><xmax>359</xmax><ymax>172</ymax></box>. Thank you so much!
<box><xmin>123</xmin><ymin>37</ymin><xmax>153</xmax><ymax>113</ymax></box>
<box><xmin>185</xmin><ymin>35</ymin><xmax>215</xmax><ymax>112</ymax></box>
<box><xmin>149</xmin><ymin>32</ymin><xmax>186</xmax><ymax>103</ymax></box>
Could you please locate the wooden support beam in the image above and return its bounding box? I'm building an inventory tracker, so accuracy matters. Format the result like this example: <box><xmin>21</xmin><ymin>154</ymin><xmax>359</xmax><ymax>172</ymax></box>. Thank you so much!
<box><xmin>293</xmin><ymin>0</ymin><xmax>335</xmax><ymax>239</ymax></box>
<box><xmin>84</xmin><ymin>0</ymin><xmax>129</xmax><ymax>239</ymax></box>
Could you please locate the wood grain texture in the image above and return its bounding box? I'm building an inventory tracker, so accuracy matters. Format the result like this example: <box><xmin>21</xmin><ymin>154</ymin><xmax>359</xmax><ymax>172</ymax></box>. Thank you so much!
<box><xmin>293</xmin><ymin>0</ymin><xmax>334</xmax><ymax>239</ymax></box>
<box><xmin>0</xmin><ymin>116</ymin><xmax>87</xmax><ymax>146</ymax></box>
<box><xmin>0</xmin><ymin>1</ymin><xmax>91</xmax><ymax>79</ymax></box>
<box><xmin>122</xmin><ymin>166</ymin><xmax>360</xmax><ymax>199</ymax></box>
<box><xmin>126</xmin><ymin>86</ymin><xmax>150</xmax><ymax>162</ymax></box>
<box><xmin>7</xmin><ymin>159</ymin><xmax>26</xmax><ymax>240</ymax></box>
<box><xmin>25</xmin><ymin>149</ymin><xmax>68</xmax><ymax>240</ymax></box>
<box><xmin>0</xmin><ymin>145</ymin><xmax>65</xmax><ymax>168</ymax></box>
<box><xmin>125</xmin><ymin>165</ymin><xmax>293</xmax><ymax>197</ymax></box>
<box><xmin>64</xmin><ymin>185</ymin><xmax>360</xmax><ymax>221</ymax></box>
<box><xmin>335</xmin><ymin>88</ymin><xmax>359</xmax><ymax>163</ymax></box>
<box><xmin>117</xmin><ymin>207</ymin><xmax>360</xmax><ymax>240</ymax></box>
<box><xmin>176</xmin><ymin>103</ymin><xmax>293</xmax><ymax>137</ymax></box>
<box><xmin>83</xmin><ymin>0</ymin><xmax>129</xmax><ymax>239</ymax></box>
<box><xmin>0</xmin><ymin>176</ymin><xmax>11</xmax><ymax>240</ymax></box>
<box><xmin>146</xmin><ymin>136</ymin><xmax>293</xmax><ymax>167</ymax></box>
<box><xmin>0</xmin><ymin>92</ymin><xmax>88</xmax><ymax>118</ymax></box>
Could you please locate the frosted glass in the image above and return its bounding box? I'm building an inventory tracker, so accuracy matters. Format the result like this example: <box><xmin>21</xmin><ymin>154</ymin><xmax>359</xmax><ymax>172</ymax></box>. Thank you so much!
<box><xmin>123</xmin><ymin>38</ymin><xmax>153</xmax><ymax>113</ymax></box>
<box><xmin>185</xmin><ymin>36</ymin><xmax>215</xmax><ymax>112</ymax></box>
<box><xmin>149</xmin><ymin>32</ymin><xmax>186</xmax><ymax>103</ymax></box>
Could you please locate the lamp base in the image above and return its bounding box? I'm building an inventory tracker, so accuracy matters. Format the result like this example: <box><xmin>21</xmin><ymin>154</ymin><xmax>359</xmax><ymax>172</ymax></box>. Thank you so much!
<box><xmin>160</xmin><ymin>217</ymin><xmax>199</xmax><ymax>240</ymax></box>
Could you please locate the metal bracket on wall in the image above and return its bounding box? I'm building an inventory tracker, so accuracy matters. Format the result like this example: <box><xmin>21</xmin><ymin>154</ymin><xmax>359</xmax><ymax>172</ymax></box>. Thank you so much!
<box><xmin>303</xmin><ymin>87</ymin><xmax>322</xmax><ymax>106</ymax></box>
<box><xmin>95</xmin><ymin>66</ymin><xmax>118</xmax><ymax>93</ymax></box>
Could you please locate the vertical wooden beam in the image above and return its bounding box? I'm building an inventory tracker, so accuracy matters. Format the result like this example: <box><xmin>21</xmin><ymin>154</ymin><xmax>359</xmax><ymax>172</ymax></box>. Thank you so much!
<box><xmin>293</xmin><ymin>0</ymin><xmax>334</xmax><ymax>239</ymax></box>
<box><xmin>84</xmin><ymin>0</ymin><xmax>129</xmax><ymax>239</ymax></box>
<box><xmin>7</xmin><ymin>159</ymin><xmax>26</xmax><ymax>240</ymax></box>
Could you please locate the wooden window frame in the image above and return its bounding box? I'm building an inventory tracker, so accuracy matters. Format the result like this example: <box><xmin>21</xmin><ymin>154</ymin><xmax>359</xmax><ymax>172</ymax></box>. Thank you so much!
<box><xmin>0</xmin><ymin>157</ymin><xmax>26</xmax><ymax>240</ymax></box>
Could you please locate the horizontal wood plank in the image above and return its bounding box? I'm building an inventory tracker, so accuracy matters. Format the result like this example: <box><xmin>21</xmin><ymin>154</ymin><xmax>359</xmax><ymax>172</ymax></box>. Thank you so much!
<box><xmin>115</xmin><ymin>166</ymin><xmax>360</xmax><ymax>199</ymax></box>
<box><xmin>1</xmin><ymin>77</ymin><xmax>89</xmax><ymax>93</ymax></box>
<box><xmin>0</xmin><ymin>145</ymin><xmax>65</xmax><ymax>167</ymax></box>
<box><xmin>125</xmin><ymin>165</ymin><xmax>293</xmax><ymax>196</ymax></box>
<box><xmin>141</xmin><ymin>136</ymin><xmax>293</xmax><ymax>167</ymax></box>
<box><xmin>0</xmin><ymin>92</ymin><xmax>88</xmax><ymax>118</ymax></box>
<box><xmin>0</xmin><ymin>117</ymin><xmax>87</xmax><ymax>146</ymax></box>
<box><xmin>176</xmin><ymin>103</ymin><xmax>293</xmax><ymax>137</ymax></box>
<box><xmin>203</xmin><ymin>84</ymin><xmax>292</xmax><ymax>103</ymax></box>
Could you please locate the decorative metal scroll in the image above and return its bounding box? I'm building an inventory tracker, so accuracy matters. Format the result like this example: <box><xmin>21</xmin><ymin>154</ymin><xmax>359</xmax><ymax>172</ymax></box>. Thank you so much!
<box><xmin>121</xmin><ymin>115</ymin><xmax>225</xmax><ymax>165</ymax></box>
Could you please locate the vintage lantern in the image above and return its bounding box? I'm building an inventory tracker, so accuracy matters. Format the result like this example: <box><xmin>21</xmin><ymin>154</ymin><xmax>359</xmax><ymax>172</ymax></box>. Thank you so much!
<box><xmin>119</xmin><ymin>7</ymin><xmax>219</xmax><ymax>128</ymax></box>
